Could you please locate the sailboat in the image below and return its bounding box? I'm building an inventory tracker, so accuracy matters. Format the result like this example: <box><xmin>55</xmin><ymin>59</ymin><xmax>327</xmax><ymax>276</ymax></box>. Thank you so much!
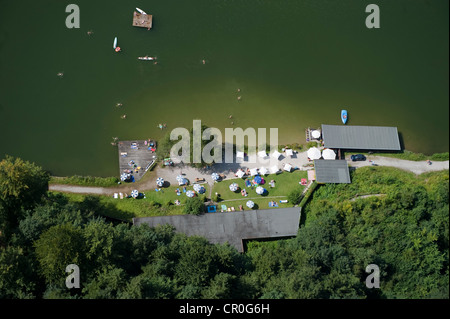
<box><xmin>136</xmin><ymin>7</ymin><xmax>147</xmax><ymax>15</ymax></box>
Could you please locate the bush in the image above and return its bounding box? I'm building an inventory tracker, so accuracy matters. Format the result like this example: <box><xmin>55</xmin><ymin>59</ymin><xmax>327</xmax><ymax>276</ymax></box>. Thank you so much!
<box><xmin>287</xmin><ymin>188</ymin><xmax>304</xmax><ymax>205</ymax></box>
<box><xmin>184</xmin><ymin>197</ymin><xmax>205</xmax><ymax>215</ymax></box>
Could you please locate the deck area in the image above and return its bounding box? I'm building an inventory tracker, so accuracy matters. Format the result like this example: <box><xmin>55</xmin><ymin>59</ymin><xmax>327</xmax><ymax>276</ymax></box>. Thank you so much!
<box><xmin>132</xmin><ymin>11</ymin><xmax>153</xmax><ymax>29</ymax></box>
<box><xmin>117</xmin><ymin>140</ymin><xmax>157</xmax><ymax>182</ymax></box>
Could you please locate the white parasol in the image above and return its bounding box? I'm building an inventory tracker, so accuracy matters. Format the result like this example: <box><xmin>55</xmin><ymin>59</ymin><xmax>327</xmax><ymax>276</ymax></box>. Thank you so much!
<box><xmin>256</xmin><ymin>186</ymin><xmax>265</xmax><ymax>195</ymax></box>
<box><xmin>322</xmin><ymin>148</ymin><xmax>336</xmax><ymax>160</ymax></box>
<box><xmin>307</xmin><ymin>147</ymin><xmax>321</xmax><ymax>160</ymax></box>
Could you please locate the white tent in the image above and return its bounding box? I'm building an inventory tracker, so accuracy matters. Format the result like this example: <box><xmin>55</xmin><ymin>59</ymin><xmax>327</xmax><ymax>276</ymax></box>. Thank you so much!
<box><xmin>307</xmin><ymin>147</ymin><xmax>321</xmax><ymax>160</ymax></box>
<box><xmin>236</xmin><ymin>151</ymin><xmax>245</xmax><ymax>159</ymax></box>
<box><xmin>271</xmin><ymin>150</ymin><xmax>281</xmax><ymax>159</ymax></box>
<box><xmin>259</xmin><ymin>167</ymin><xmax>269</xmax><ymax>175</ymax></box>
<box><xmin>258</xmin><ymin>150</ymin><xmax>268</xmax><ymax>158</ymax></box>
<box><xmin>250</xmin><ymin>168</ymin><xmax>259</xmax><ymax>176</ymax></box>
<box><xmin>236</xmin><ymin>169</ymin><xmax>245</xmax><ymax>178</ymax></box>
<box><xmin>286</xmin><ymin>149</ymin><xmax>294</xmax><ymax>157</ymax></box>
<box><xmin>311</xmin><ymin>130</ymin><xmax>321</xmax><ymax>139</ymax></box>
<box><xmin>283</xmin><ymin>163</ymin><xmax>292</xmax><ymax>172</ymax></box>
<box><xmin>322</xmin><ymin>148</ymin><xmax>336</xmax><ymax>160</ymax></box>
<box><xmin>270</xmin><ymin>165</ymin><xmax>280</xmax><ymax>174</ymax></box>
<box><xmin>256</xmin><ymin>186</ymin><xmax>265</xmax><ymax>195</ymax></box>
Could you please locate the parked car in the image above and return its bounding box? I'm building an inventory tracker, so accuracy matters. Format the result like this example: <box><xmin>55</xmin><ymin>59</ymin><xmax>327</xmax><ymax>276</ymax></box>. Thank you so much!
<box><xmin>351</xmin><ymin>154</ymin><xmax>366</xmax><ymax>161</ymax></box>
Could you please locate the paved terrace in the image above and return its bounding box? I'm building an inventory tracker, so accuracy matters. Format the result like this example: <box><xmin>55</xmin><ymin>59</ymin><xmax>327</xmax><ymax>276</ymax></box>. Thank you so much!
<box><xmin>133</xmin><ymin>207</ymin><xmax>301</xmax><ymax>252</ymax></box>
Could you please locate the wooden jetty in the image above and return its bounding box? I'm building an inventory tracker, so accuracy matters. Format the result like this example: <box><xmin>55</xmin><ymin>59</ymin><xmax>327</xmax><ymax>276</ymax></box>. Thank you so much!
<box><xmin>132</xmin><ymin>11</ymin><xmax>153</xmax><ymax>30</ymax></box>
<box><xmin>118</xmin><ymin>140</ymin><xmax>157</xmax><ymax>182</ymax></box>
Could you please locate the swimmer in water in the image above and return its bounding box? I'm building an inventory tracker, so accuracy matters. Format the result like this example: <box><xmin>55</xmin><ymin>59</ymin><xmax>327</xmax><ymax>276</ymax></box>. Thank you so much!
<box><xmin>202</xmin><ymin>59</ymin><xmax>206</xmax><ymax>65</ymax></box>
<box><xmin>57</xmin><ymin>72</ymin><xmax>64</xmax><ymax>77</ymax></box>
<box><xmin>121</xmin><ymin>114</ymin><xmax>127</xmax><ymax>119</ymax></box>
<box><xmin>237</xmin><ymin>96</ymin><xmax>241</xmax><ymax>101</ymax></box>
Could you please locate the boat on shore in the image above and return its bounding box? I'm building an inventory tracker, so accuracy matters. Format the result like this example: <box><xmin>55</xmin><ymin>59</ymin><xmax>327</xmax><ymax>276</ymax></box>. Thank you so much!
<box><xmin>138</xmin><ymin>56</ymin><xmax>156</xmax><ymax>61</ymax></box>
<box><xmin>136</xmin><ymin>7</ymin><xmax>147</xmax><ymax>15</ymax></box>
<box><xmin>341</xmin><ymin>109</ymin><xmax>348</xmax><ymax>124</ymax></box>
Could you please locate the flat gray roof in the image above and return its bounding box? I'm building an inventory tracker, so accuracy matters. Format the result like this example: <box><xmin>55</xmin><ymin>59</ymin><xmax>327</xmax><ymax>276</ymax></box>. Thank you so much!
<box><xmin>321</xmin><ymin>124</ymin><xmax>401</xmax><ymax>151</ymax></box>
<box><xmin>314</xmin><ymin>159</ymin><xmax>351</xmax><ymax>184</ymax></box>
<box><xmin>133</xmin><ymin>207</ymin><xmax>301</xmax><ymax>252</ymax></box>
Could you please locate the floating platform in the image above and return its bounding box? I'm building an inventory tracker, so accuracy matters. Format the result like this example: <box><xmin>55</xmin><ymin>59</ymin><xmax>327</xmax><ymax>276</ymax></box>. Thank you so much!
<box><xmin>117</xmin><ymin>140</ymin><xmax>157</xmax><ymax>182</ymax></box>
<box><xmin>132</xmin><ymin>11</ymin><xmax>153</xmax><ymax>29</ymax></box>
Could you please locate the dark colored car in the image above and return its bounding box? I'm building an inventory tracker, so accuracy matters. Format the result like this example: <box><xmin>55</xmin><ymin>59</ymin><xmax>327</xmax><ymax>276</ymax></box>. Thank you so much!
<box><xmin>351</xmin><ymin>154</ymin><xmax>366</xmax><ymax>161</ymax></box>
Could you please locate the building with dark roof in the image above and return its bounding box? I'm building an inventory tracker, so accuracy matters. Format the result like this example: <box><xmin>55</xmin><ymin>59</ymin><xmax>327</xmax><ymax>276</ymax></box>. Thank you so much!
<box><xmin>133</xmin><ymin>207</ymin><xmax>301</xmax><ymax>252</ymax></box>
<box><xmin>314</xmin><ymin>159</ymin><xmax>351</xmax><ymax>184</ymax></box>
<box><xmin>321</xmin><ymin>124</ymin><xmax>401</xmax><ymax>151</ymax></box>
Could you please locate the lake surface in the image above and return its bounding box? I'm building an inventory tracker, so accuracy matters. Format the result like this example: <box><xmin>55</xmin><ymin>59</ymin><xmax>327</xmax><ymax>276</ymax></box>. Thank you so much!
<box><xmin>0</xmin><ymin>0</ymin><xmax>448</xmax><ymax>176</ymax></box>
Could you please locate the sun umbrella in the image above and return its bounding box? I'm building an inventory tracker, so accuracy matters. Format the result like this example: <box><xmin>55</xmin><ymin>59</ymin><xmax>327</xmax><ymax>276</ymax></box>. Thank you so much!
<box><xmin>131</xmin><ymin>189</ymin><xmax>139</xmax><ymax>198</ymax></box>
<box><xmin>211</xmin><ymin>172</ymin><xmax>220</xmax><ymax>181</ymax></box>
<box><xmin>229</xmin><ymin>183</ymin><xmax>239</xmax><ymax>192</ymax></box>
<box><xmin>270</xmin><ymin>165</ymin><xmax>279</xmax><ymax>174</ymax></box>
<box><xmin>176</xmin><ymin>175</ymin><xmax>184</xmax><ymax>182</ymax></box>
<box><xmin>246</xmin><ymin>200</ymin><xmax>255</xmax><ymax>208</ymax></box>
<box><xmin>236</xmin><ymin>169</ymin><xmax>245</xmax><ymax>178</ymax></box>
<box><xmin>253</xmin><ymin>175</ymin><xmax>262</xmax><ymax>185</ymax></box>
<box><xmin>322</xmin><ymin>148</ymin><xmax>336</xmax><ymax>160</ymax></box>
<box><xmin>271</xmin><ymin>151</ymin><xmax>281</xmax><ymax>159</ymax></box>
<box><xmin>250</xmin><ymin>168</ymin><xmax>258</xmax><ymax>176</ymax></box>
<box><xmin>259</xmin><ymin>167</ymin><xmax>269</xmax><ymax>175</ymax></box>
<box><xmin>307</xmin><ymin>147</ymin><xmax>321</xmax><ymax>160</ymax></box>
<box><xmin>256</xmin><ymin>186</ymin><xmax>265</xmax><ymax>195</ymax></box>
<box><xmin>311</xmin><ymin>130</ymin><xmax>321</xmax><ymax>139</ymax></box>
<box><xmin>120</xmin><ymin>173</ymin><xmax>129</xmax><ymax>181</ymax></box>
<box><xmin>156</xmin><ymin>177</ymin><xmax>164</xmax><ymax>187</ymax></box>
<box><xmin>283</xmin><ymin>163</ymin><xmax>292</xmax><ymax>172</ymax></box>
<box><xmin>193</xmin><ymin>183</ymin><xmax>202</xmax><ymax>192</ymax></box>
<box><xmin>186</xmin><ymin>190</ymin><xmax>195</xmax><ymax>197</ymax></box>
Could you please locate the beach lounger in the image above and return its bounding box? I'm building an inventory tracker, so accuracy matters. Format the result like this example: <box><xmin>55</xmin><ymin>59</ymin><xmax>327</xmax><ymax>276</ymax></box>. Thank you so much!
<box><xmin>119</xmin><ymin>193</ymin><xmax>124</xmax><ymax>199</ymax></box>
<box><xmin>113</xmin><ymin>193</ymin><xmax>118</xmax><ymax>199</ymax></box>
<box><xmin>279</xmin><ymin>200</ymin><xmax>288</xmax><ymax>203</ymax></box>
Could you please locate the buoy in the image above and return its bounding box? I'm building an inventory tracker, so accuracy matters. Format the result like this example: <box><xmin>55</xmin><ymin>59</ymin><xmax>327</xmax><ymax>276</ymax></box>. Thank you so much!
<box><xmin>115</xmin><ymin>47</ymin><xmax>121</xmax><ymax>52</ymax></box>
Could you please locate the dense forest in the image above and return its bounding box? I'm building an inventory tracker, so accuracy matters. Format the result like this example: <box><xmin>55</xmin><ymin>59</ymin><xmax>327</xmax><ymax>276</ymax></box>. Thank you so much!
<box><xmin>0</xmin><ymin>156</ymin><xmax>448</xmax><ymax>299</ymax></box>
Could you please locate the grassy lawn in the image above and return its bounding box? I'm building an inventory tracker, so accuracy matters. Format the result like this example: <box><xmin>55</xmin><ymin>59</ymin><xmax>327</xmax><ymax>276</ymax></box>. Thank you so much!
<box><xmin>50</xmin><ymin>170</ymin><xmax>309</xmax><ymax>220</ymax></box>
<box><xmin>50</xmin><ymin>182</ymin><xmax>211</xmax><ymax>221</ymax></box>
<box><xmin>211</xmin><ymin>170</ymin><xmax>308</xmax><ymax>210</ymax></box>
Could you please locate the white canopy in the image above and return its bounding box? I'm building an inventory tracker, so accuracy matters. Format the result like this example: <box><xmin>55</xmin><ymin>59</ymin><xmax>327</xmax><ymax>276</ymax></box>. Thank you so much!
<box><xmin>236</xmin><ymin>169</ymin><xmax>245</xmax><ymax>178</ymax></box>
<box><xmin>322</xmin><ymin>148</ymin><xmax>336</xmax><ymax>160</ymax></box>
<box><xmin>270</xmin><ymin>165</ymin><xmax>279</xmax><ymax>174</ymax></box>
<box><xmin>259</xmin><ymin>167</ymin><xmax>269</xmax><ymax>175</ymax></box>
<box><xmin>283</xmin><ymin>163</ymin><xmax>292</xmax><ymax>172</ymax></box>
<box><xmin>307</xmin><ymin>147</ymin><xmax>321</xmax><ymax>160</ymax></box>
<box><xmin>271</xmin><ymin>150</ymin><xmax>281</xmax><ymax>159</ymax></box>
<box><xmin>311</xmin><ymin>130</ymin><xmax>321</xmax><ymax>139</ymax></box>
<box><xmin>236</xmin><ymin>151</ymin><xmax>245</xmax><ymax>159</ymax></box>
<box><xmin>250</xmin><ymin>168</ymin><xmax>259</xmax><ymax>176</ymax></box>
<box><xmin>286</xmin><ymin>149</ymin><xmax>293</xmax><ymax>157</ymax></box>
<box><xmin>256</xmin><ymin>186</ymin><xmax>265</xmax><ymax>195</ymax></box>
<box><xmin>258</xmin><ymin>150</ymin><xmax>268</xmax><ymax>158</ymax></box>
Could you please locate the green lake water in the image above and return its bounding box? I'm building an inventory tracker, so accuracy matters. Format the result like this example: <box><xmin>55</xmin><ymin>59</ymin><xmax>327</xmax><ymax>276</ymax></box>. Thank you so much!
<box><xmin>0</xmin><ymin>0</ymin><xmax>448</xmax><ymax>176</ymax></box>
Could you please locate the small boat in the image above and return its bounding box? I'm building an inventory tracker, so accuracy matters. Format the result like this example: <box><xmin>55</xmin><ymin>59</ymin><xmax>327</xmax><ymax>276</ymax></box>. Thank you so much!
<box><xmin>138</xmin><ymin>56</ymin><xmax>156</xmax><ymax>61</ymax></box>
<box><xmin>341</xmin><ymin>109</ymin><xmax>348</xmax><ymax>124</ymax></box>
<box><xmin>136</xmin><ymin>7</ymin><xmax>147</xmax><ymax>15</ymax></box>
<box><xmin>113</xmin><ymin>37</ymin><xmax>117</xmax><ymax>49</ymax></box>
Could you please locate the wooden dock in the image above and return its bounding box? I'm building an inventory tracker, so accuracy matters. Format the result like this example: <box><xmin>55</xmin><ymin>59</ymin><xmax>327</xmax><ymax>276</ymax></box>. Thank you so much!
<box><xmin>132</xmin><ymin>11</ymin><xmax>153</xmax><ymax>30</ymax></box>
<box><xmin>118</xmin><ymin>140</ymin><xmax>157</xmax><ymax>182</ymax></box>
